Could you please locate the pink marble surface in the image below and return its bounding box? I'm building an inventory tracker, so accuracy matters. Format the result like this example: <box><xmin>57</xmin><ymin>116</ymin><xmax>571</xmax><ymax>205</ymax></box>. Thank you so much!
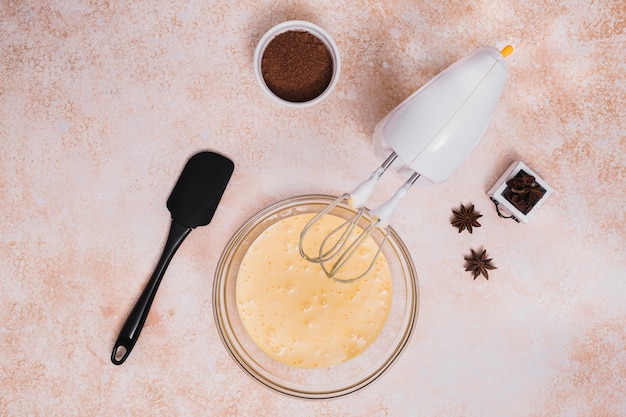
<box><xmin>1</xmin><ymin>0</ymin><xmax>625</xmax><ymax>415</ymax></box>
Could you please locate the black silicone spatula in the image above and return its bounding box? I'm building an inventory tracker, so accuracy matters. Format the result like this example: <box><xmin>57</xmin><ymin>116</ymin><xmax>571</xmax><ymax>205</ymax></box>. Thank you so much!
<box><xmin>111</xmin><ymin>151</ymin><xmax>234</xmax><ymax>365</ymax></box>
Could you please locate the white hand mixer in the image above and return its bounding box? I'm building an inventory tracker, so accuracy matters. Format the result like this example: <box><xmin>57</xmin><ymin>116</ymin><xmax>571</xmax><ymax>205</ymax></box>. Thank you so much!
<box><xmin>299</xmin><ymin>45</ymin><xmax>514</xmax><ymax>282</ymax></box>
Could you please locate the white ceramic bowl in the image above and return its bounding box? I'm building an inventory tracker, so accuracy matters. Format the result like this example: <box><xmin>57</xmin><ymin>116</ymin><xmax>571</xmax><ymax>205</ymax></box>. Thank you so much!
<box><xmin>254</xmin><ymin>21</ymin><xmax>341</xmax><ymax>108</ymax></box>
<box><xmin>213</xmin><ymin>195</ymin><xmax>419</xmax><ymax>399</ymax></box>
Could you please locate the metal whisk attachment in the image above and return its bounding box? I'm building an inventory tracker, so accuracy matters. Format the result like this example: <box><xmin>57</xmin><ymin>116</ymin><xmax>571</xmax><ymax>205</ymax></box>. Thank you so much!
<box><xmin>299</xmin><ymin>153</ymin><xmax>419</xmax><ymax>282</ymax></box>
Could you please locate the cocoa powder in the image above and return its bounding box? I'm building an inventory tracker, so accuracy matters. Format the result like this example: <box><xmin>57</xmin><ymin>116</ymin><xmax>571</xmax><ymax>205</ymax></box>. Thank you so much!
<box><xmin>261</xmin><ymin>30</ymin><xmax>333</xmax><ymax>103</ymax></box>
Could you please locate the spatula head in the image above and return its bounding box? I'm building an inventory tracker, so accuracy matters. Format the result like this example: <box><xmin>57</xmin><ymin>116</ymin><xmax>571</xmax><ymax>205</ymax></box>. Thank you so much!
<box><xmin>167</xmin><ymin>152</ymin><xmax>234</xmax><ymax>228</ymax></box>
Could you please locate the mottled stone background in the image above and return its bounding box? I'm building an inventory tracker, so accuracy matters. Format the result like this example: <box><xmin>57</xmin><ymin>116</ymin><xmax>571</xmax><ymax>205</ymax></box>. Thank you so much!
<box><xmin>1</xmin><ymin>0</ymin><xmax>624</xmax><ymax>416</ymax></box>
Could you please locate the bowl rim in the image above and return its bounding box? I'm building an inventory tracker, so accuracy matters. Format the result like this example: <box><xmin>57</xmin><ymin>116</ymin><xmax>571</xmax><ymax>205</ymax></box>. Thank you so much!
<box><xmin>213</xmin><ymin>194</ymin><xmax>419</xmax><ymax>399</ymax></box>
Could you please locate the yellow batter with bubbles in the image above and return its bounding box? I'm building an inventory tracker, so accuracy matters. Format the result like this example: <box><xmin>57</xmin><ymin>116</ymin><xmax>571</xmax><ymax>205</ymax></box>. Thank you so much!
<box><xmin>236</xmin><ymin>213</ymin><xmax>392</xmax><ymax>369</ymax></box>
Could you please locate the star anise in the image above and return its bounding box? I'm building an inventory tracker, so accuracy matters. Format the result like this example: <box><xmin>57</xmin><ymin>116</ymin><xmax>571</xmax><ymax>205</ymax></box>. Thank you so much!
<box><xmin>451</xmin><ymin>204</ymin><xmax>482</xmax><ymax>234</ymax></box>
<box><xmin>464</xmin><ymin>249</ymin><xmax>497</xmax><ymax>280</ymax></box>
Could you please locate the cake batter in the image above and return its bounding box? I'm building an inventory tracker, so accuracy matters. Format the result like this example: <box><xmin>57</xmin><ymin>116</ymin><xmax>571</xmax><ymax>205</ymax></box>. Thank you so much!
<box><xmin>236</xmin><ymin>213</ymin><xmax>392</xmax><ymax>368</ymax></box>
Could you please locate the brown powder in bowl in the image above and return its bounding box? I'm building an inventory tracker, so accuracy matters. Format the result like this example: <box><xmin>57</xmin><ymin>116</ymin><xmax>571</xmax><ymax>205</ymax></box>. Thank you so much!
<box><xmin>261</xmin><ymin>30</ymin><xmax>333</xmax><ymax>103</ymax></box>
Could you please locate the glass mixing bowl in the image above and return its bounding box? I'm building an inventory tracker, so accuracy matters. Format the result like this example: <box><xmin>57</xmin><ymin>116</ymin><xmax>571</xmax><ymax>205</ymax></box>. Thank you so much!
<box><xmin>213</xmin><ymin>194</ymin><xmax>419</xmax><ymax>399</ymax></box>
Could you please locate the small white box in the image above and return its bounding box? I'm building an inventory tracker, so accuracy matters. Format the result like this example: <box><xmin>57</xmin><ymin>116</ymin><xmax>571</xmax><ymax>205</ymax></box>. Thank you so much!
<box><xmin>487</xmin><ymin>161</ymin><xmax>554</xmax><ymax>223</ymax></box>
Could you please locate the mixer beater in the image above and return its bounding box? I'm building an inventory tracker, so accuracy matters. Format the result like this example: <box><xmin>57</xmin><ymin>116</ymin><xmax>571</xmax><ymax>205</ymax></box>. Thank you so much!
<box><xmin>299</xmin><ymin>153</ymin><xmax>420</xmax><ymax>282</ymax></box>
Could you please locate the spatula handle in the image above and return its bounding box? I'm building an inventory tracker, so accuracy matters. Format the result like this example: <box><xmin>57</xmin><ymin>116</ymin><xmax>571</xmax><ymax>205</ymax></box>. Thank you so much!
<box><xmin>111</xmin><ymin>220</ymin><xmax>191</xmax><ymax>365</ymax></box>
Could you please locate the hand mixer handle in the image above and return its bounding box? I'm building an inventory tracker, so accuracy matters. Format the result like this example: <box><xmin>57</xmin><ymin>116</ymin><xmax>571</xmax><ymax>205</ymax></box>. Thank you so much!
<box><xmin>373</xmin><ymin>45</ymin><xmax>513</xmax><ymax>185</ymax></box>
